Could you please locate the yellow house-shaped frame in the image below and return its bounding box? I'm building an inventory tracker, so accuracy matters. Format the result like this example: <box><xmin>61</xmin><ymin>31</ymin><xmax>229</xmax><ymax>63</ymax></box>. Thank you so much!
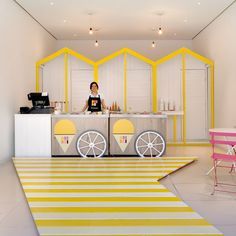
<box><xmin>36</xmin><ymin>47</ymin><xmax>214</xmax><ymax>145</ymax></box>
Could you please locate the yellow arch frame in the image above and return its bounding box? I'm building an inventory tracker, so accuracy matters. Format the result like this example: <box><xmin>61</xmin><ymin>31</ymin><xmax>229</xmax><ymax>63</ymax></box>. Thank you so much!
<box><xmin>155</xmin><ymin>48</ymin><xmax>214</xmax><ymax>144</ymax></box>
<box><xmin>36</xmin><ymin>47</ymin><xmax>214</xmax><ymax>144</ymax></box>
<box><xmin>36</xmin><ymin>47</ymin><xmax>155</xmax><ymax>113</ymax></box>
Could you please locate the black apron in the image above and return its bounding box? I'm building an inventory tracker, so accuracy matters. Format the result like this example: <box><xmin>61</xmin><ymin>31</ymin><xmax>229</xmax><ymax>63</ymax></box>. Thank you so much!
<box><xmin>88</xmin><ymin>95</ymin><xmax>102</xmax><ymax>112</ymax></box>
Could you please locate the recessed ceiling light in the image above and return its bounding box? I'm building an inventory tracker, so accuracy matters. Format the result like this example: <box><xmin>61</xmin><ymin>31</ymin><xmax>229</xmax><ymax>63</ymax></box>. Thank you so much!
<box><xmin>50</xmin><ymin>2</ymin><xmax>54</xmax><ymax>6</ymax></box>
<box><xmin>63</xmin><ymin>19</ymin><xmax>67</xmax><ymax>23</ymax></box>
<box><xmin>184</xmin><ymin>19</ymin><xmax>188</xmax><ymax>23</ymax></box>
<box><xmin>197</xmin><ymin>2</ymin><xmax>201</xmax><ymax>5</ymax></box>
<box><xmin>94</xmin><ymin>40</ymin><xmax>99</xmax><ymax>47</ymax></box>
<box><xmin>174</xmin><ymin>33</ymin><xmax>177</xmax><ymax>36</ymax></box>
<box><xmin>89</xmin><ymin>27</ymin><xmax>93</xmax><ymax>35</ymax></box>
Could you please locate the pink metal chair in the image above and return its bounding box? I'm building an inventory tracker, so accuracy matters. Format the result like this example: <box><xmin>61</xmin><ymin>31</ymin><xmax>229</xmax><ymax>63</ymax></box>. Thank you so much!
<box><xmin>209</xmin><ymin>129</ymin><xmax>236</xmax><ymax>194</ymax></box>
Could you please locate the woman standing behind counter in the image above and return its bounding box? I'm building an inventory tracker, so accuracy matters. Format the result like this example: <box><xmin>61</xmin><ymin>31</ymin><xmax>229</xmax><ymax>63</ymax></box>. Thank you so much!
<box><xmin>82</xmin><ymin>82</ymin><xmax>106</xmax><ymax>112</ymax></box>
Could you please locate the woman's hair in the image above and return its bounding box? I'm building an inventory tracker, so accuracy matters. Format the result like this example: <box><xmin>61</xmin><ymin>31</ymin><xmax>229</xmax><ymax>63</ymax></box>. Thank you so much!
<box><xmin>90</xmin><ymin>82</ymin><xmax>99</xmax><ymax>90</ymax></box>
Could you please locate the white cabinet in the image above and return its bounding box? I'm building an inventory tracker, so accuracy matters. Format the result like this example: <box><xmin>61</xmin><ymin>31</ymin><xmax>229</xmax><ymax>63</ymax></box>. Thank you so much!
<box><xmin>14</xmin><ymin>114</ymin><xmax>51</xmax><ymax>157</ymax></box>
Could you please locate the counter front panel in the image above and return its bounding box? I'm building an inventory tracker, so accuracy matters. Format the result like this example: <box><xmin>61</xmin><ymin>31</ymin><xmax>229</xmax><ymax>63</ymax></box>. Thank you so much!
<box><xmin>51</xmin><ymin>114</ymin><xmax>109</xmax><ymax>156</ymax></box>
<box><xmin>109</xmin><ymin>114</ymin><xmax>167</xmax><ymax>156</ymax></box>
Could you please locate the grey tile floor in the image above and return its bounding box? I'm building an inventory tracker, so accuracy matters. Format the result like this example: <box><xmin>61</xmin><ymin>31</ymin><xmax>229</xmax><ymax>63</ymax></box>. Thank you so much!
<box><xmin>0</xmin><ymin>146</ymin><xmax>236</xmax><ymax>236</ymax></box>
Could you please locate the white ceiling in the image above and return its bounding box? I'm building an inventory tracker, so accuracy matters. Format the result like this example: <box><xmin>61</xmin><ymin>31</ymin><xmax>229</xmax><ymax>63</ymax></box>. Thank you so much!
<box><xmin>16</xmin><ymin>0</ymin><xmax>235</xmax><ymax>40</ymax></box>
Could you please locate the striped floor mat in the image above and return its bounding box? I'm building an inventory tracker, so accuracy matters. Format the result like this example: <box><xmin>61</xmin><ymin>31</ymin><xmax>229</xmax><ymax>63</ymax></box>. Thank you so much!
<box><xmin>13</xmin><ymin>157</ymin><xmax>222</xmax><ymax>236</ymax></box>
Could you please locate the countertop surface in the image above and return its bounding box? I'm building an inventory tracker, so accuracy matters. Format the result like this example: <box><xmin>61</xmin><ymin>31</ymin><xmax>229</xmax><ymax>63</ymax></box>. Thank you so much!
<box><xmin>16</xmin><ymin>112</ymin><xmax>183</xmax><ymax>118</ymax></box>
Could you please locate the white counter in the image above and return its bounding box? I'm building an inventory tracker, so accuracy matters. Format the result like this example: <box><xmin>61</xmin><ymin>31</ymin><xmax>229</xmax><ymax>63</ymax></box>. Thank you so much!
<box><xmin>162</xmin><ymin>111</ymin><xmax>184</xmax><ymax>116</ymax></box>
<box><xmin>110</xmin><ymin>113</ymin><xmax>167</xmax><ymax>118</ymax></box>
<box><xmin>51</xmin><ymin>113</ymin><xmax>166</xmax><ymax>118</ymax></box>
<box><xmin>51</xmin><ymin>113</ymin><xmax>109</xmax><ymax>118</ymax></box>
<box><xmin>15</xmin><ymin>113</ymin><xmax>168</xmax><ymax>157</ymax></box>
<box><xmin>15</xmin><ymin>114</ymin><xmax>51</xmax><ymax>157</ymax></box>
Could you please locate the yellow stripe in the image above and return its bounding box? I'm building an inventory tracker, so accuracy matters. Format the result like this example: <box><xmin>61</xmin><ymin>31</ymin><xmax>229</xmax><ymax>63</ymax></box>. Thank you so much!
<box><xmin>156</xmin><ymin>48</ymin><xmax>184</xmax><ymax>65</ymax></box>
<box><xmin>22</xmin><ymin>182</ymin><xmax>161</xmax><ymax>186</ymax></box>
<box><xmin>25</xmin><ymin>188</ymin><xmax>169</xmax><ymax>193</ymax></box>
<box><xmin>152</xmin><ymin>64</ymin><xmax>157</xmax><ymax>112</ymax></box>
<box><xmin>182</xmin><ymin>52</ymin><xmax>186</xmax><ymax>143</ymax></box>
<box><xmin>94</xmin><ymin>64</ymin><xmax>99</xmax><ymax>83</ymax></box>
<box><xmin>27</xmin><ymin>197</ymin><xmax>180</xmax><ymax>202</ymax></box>
<box><xmin>125</xmin><ymin>48</ymin><xmax>154</xmax><ymax>65</ymax></box>
<box><xmin>20</xmin><ymin>175</ymin><xmax>167</xmax><ymax>179</ymax></box>
<box><xmin>31</xmin><ymin>206</ymin><xmax>193</xmax><ymax>213</ymax></box>
<box><xmin>14</xmin><ymin>161</ymin><xmax>192</xmax><ymax>164</ymax></box>
<box><xmin>184</xmin><ymin>48</ymin><xmax>214</xmax><ymax>66</ymax></box>
<box><xmin>96</xmin><ymin>49</ymin><xmax>125</xmax><ymax>65</ymax></box>
<box><xmin>15</xmin><ymin>161</ymin><xmax>192</xmax><ymax>169</ymax></box>
<box><xmin>35</xmin><ymin>218</ymin><xmax>210</xmax><ymax>227</ymax></box>
<box><xmin>37</xmin><ymin>48</ymin><xmax>67</xmax><ymax>65</ymax></box>
<box><xmin>64</xmin><ymin>52</ymin><xmax>69</xmax><ymax>112</ymax></box>
<box><xmin>17</xmin><ymin>170</ymin><xmax>176</xmax><ymax>174</ymax></box>
<box><xmin>67</xmin><ymin>48</ymin><xmax>95</xmax><ymax>66</ymax></box>
<box><xmin>124</xmin><ymin>52</ymin><xmax>127</xmax><ymax>112</ymax></box>
<box><xmin>15</xmin><ymin>165</ymin><xmax>187</xmax><ymax>169</ymax></box>
<box><xmin>13</xmin><ymin>157</ymin><xmax>195</xmax><ymax>161</ymax></box>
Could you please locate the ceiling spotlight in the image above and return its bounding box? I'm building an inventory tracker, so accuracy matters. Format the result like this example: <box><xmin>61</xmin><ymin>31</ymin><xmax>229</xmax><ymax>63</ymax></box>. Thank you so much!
<box><xmin>184</xmin><ymin>19</ymin><xmax>188</xmax><ymax>23</ymax></box>
<box><xmin>158</xmin><ymin>27</ymin><xmax>163</xmax><ymax>35</ymax></box>
<box><xmin>63</xmin><ymin>19</ymin><xmax>67</xmax><ymax>23</ymax></box>
<box><xmin>89</xmin><ymin>27</ymin><xmax>93</xmax><ymax>35</ymax></box>
<box><xmin>50</xmin><ymin>2</ymin><xmax>54</xmax><ymax>6</ymax></box>
<box><xmin>197</xmin><ymin>2</ymin><xmax>201</xmax><ymax>5</ymax></box>
<box><xmin>95</xmin><ymin>40</ymin><xmax>99</xmax><ymax>47</ymax></box>
<box><xmin>152</xmin><ymin>41</ymin><xmax>156</xmax><ymax>48</ymax></box>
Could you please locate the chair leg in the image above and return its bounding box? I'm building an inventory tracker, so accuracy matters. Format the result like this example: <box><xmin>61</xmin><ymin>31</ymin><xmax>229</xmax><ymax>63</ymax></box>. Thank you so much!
<box><xmin>211</xmin><ymin>160</ymin><xmax>217</xmax><ymax>195</ymax></box>
<box><xmin>206</xmin><ymin>160</ymin><xmax>221</xmax><ymax>175</ymax></box>
<box><xmin>214</xmin><ymin>160</ymin><xmax>218</xmax><ymax>186</ymax></box>
<box><xmin>229</xmin><ymin>162</ymin><xmax>236</xmax><ymax>173</ymax></box>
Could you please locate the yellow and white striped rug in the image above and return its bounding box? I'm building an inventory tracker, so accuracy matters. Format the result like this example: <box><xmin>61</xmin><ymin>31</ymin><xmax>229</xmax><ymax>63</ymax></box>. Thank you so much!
<box><xmin>13</xmin><ymin>157</ymin><xmax>222</xmax><ymax>236</ymax></box>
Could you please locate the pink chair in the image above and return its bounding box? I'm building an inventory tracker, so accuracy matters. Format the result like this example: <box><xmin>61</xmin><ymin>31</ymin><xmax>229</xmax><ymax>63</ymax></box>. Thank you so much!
<box><xmin>209</xmin><ymin>128</ymin><xmax>236</xmax><ymax>194</ymax></box>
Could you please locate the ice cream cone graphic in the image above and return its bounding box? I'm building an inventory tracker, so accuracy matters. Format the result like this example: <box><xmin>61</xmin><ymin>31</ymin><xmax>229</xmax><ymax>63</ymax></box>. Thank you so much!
<box><xmin>113</xmin><ymin>119</ymin><xmax>135</xmax><ymax>152</ymax></box>
<box><xmin>54</xmin><ymin>119</ymin><xmax>76</xmax><ymax>152</ymax></box>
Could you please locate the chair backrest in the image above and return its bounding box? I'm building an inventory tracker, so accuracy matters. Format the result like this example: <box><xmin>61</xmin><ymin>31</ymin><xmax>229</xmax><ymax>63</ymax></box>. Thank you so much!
<box><xmin>209</xmin><ymin>129</ymin><xmax>236</xmax><ymax>162</ymax></box>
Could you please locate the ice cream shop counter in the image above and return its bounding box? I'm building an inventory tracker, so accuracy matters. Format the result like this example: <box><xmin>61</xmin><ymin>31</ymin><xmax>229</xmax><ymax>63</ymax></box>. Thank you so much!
<box><xmin>51</xmin><ymin>114</ymin><xmax>109</xmax><ymax>157</ymax></box>
<box><xmin>15</xmin><ymin>113</ymin><xmax>167</xmax><ymax>158</ymax></box>
<box><xmin>109</xmin><ymin>113</ymin><xmax>167</xmax><ymax>156</ymax></box>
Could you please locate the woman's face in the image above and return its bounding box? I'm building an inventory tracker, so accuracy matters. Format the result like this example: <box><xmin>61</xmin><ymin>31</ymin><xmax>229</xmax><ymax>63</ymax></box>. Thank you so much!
<box><xmin>91</xmin><ymin>84</ymin><xmax>98</xmax><ymax>93</ymax></box>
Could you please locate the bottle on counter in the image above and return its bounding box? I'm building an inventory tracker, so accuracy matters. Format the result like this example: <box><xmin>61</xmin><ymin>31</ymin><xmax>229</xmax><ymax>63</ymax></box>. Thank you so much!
<box><xmin>164</xmin><ymin>101</ymin><xmax>168</xmax><ymax>111</ymax></box>
<box><xmin>62</xmin><ymin>101</ymin><xmax>66</xmax><ymax>113</ymax></box>
<box><xmin>160</xmin><ymin>99</ymin><xmax>164</xmax><ymax>111</ymax></box>
<box><xmin>168</xmin><ymin>100</ymin><xmax>175</xmax><ymax>111</ymax></box>
<box><xmin>50</xmin><ymin>101</ymin><xmax>55</xmax><ymax>108</ymax></box>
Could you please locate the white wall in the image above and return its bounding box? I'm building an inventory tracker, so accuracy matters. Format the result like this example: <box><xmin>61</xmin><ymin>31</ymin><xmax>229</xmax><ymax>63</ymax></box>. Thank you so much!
<box><xmin>0</xmin><ymin>0</ymin><xmax>56</xmax><ymax>162</ymax></box>
<box><xmin>193</xmin><ymin>2</ymin><xmax>236</xmax><ymax>128</ymax></box>
<box><xmin>56</xmin><ymin>40</ymin><xmax>192</xmax><ymax>61</ymax></box>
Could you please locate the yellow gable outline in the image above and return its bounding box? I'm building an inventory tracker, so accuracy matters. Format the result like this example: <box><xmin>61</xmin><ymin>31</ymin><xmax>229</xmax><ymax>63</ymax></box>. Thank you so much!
<box><xmin>36</xmin><ymin>47</ymin><xmax>214</xmax><ymax>142</ymax></box>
